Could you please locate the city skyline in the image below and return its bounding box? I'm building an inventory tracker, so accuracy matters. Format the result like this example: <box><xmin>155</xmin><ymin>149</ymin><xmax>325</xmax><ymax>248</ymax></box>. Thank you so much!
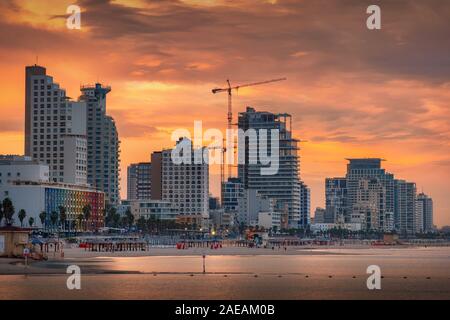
<box><xmin>0</xmin><ymin>0</ymin><xmax>448</xmax><ymax>225</ymax></box>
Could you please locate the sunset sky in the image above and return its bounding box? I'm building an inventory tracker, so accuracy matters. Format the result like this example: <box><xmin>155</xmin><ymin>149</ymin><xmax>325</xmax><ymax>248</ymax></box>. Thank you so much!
<box><xmin>0</xmin><ymin>0</ymin><xmax>449</xmax><ymax>226</ymax></box>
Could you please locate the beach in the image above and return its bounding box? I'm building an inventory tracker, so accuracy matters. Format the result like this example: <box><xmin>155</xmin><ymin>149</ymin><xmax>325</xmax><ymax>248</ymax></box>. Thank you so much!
<box><xmin>0</xmin><ymin>245</ymin><xmax>449</xmax><ymax>299</ymax></box>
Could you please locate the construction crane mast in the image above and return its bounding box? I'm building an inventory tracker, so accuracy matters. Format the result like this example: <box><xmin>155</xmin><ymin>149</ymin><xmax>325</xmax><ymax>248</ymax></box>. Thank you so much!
<box><xmin>211</xmin><ymin>77</ymin><xmax>287</xmax><ymax>183</ymax></box>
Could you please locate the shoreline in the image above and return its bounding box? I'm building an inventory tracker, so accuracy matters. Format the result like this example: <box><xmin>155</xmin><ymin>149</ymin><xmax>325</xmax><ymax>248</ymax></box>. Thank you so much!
<box><xmin>0</xmin><ymin>244</ymin><xmax>441</xmax><ymax>276</ymax></box>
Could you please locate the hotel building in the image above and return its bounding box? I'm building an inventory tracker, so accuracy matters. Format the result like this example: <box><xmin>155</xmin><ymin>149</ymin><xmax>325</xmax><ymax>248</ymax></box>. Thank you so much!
<box><xmin>160</xmin><ymin>139</ymin><xmax>209</xmax><ymax>225</ymax></box>
<box><xmin>24</xmin><ymin>65</ymin><xmax>87</xmax><ymax>185</ymax></box>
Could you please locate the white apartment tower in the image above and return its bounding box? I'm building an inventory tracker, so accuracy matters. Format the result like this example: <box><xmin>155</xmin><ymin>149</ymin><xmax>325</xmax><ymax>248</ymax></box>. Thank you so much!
<box><xmin>416</xmin><ymin>192</ymin><xmax>433</xmax><ymax>233</ymax></box>
<box><xmin>24</xmin><ymin>65</ymin><xmax>87</xmax><ymax>185</ymax></box>
<box><xmin>394</xmin><ymin>179</ymin><xmax>417</xmax><ymax>235</ymax></box>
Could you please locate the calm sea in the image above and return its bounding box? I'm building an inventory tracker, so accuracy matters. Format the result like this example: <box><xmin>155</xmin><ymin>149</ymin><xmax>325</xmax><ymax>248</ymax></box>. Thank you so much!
<box><xmin>0</xmin><ymin>247</ymin><xmax>449</xmax><ymax>299</ymax></box>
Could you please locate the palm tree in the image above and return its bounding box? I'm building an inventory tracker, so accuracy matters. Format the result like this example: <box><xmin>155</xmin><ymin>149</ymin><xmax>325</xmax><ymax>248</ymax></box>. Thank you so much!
<box><xmin>18</xmin><ymin>209</ymin><xmax>26</xmax><ymax>227</ymax></box>
<box><xmin>39</xmin><ymin>211</ymin><xmax>47</xmax><ymax>230</ymax></box>
<box><xmin>58</xmin><ymin>206</ymin><xmax>67</xmax><ymax>231</ymax></box>
<box><xmin>82</xmin><ymin>204</ymin><xmax>92</xmax><ymax>231</ymax></box>
<box><xmin>50</xmin><ymin>211</ymin><xmax>58</xmax><ymax>231</ymax></box>
<box><xmin>2</xmin><ymin>198</ymin><xmax>15</xmax><ymax>226</ymax></box>
<box><xmin>28</xmin><ymin>217</ymin><xmax>35</xmax><ymax>228</ymax></box>
<box><xmin>77</xmin><ymin>213</ymin><xmax>83</xmax><ymax>231</ymax></box>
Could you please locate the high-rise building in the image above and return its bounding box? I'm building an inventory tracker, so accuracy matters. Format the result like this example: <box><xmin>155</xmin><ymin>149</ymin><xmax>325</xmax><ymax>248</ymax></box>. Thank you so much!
<box><xmin>221</xmin><ymin>177</ymin><xmax>244</xmax><ymax>213</ymax></box>
<box><xmin>80</xmin><ymin>83</ymin><xmax>120</xmax><ymax>205</ymax></box>
<box><xmin>299</xmin><ymin>181</ymin><xmax>310</xmax><ymax>228</ymax></box>
<box><xmin>150</xmin><ymin>151</ymin><xmax>163</xmax><ymax>200</ymax></box>
<box><xmin>161</xmin><ymin>138</ymin><xmax>209</xmax><ymax>225</ymax></box>
<box><xmin>345</xmin><ymin>159</ymin><xmax>395</xmax><ymax>231</ymax></box>
<box><xmin>325</xmin><ymin>177</ymin><xmax>347</xmax><ymax>223</ymax></box>
<box><xmin>127</xmin><ymin>164</ymin><xmax>138</xmax><ymax>200</ymax></box>
<box><xmin>415</xmin><ymin>200</ymin><xmax>424</xmax><ymax>233</ymax></box>
<box><xmin>350</xmin><ymin>178</ymin><xmax>388</xmax><ymax>231</ymax></box>
<box><xmin>237</xmin><ymin>107</ymin><xmax>301</xmax><ymax>228</ymax></box>
<box><xmin>416</xmin><ymin>192</ymin><xmax>433</xmax><ymax>233</ymax></box>
<box><xmin>127</xmin><ymin>162</ymin><xmax>151</xmax><ymax>200</ymax></box>
<box><xmin>24</xmin><ymin>65</ymin><xmax>88</xmax><ymax>185</ymax></box>
<box><xmin>394</xmin><ymin>179</ymin><xmax>417</xmax><ymax>235</ymax></box>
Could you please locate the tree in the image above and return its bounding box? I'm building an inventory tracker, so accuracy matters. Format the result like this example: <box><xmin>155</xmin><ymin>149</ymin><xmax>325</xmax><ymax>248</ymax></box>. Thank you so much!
<box><xmin>105</xmin><ymin>206</ymin><xmax>117</xmax><ymax>227</ymax></box>
<box><xmin>39</xmin><ymin>211</ymin><xmax>47</xmax><ymax>230</ymax></box>
<box><xmin>272</xmin><ymin>226</ymin><xmax>278</xmax><ymax>235</ymax></box>
<box><xmin>50</xmin><ymin>211</ymin><xmax>59</xmax><ymax>231</ymax></box>
<box><xmin>2</xmin><ymin>198</ymin><xmax>15</xmax><ymax>226</ymax></box>
<box><xmin>28</xmin><ymin>217</ymin><xmax>35</xmax><ymax>228</ymax></box>
<box><xmin>125</xmin><ymin>208</ymin><xmax>134</xmax><ymax>229</ymax></box>
<box><xmin>58</xmin><ymin>206</ymin><xmax>67</xmax><ymax>231</ymax></box>
<box><xmin>120</xmin><ymin>216</ymin><xmax>129</xmax><ymax>228</ymax></box>
<box><xmin>82</xmin><ymin>204</ymin><xmax>91</xmax><ymax>231</ymax></box>
<box><xmin>112</xmin><ymin>211</ymin><xmax>121</xmax><ymax>228</ymax></box>
<box><xmin>18</xmin><ymin>209</ymin><xmax>26</xmax><ymax>227</ymax></box>
<box><xmin>137</xmin><ymin>216</ymin><xmax>147</xmax><ymax>232</ymax></box>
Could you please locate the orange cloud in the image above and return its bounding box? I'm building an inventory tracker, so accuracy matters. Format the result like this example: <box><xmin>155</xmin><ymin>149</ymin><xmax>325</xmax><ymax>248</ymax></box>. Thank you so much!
<box><xmin>0</xmin><ymin>0</ymin><xmax>449</xmax><ymax>225</ymax></box>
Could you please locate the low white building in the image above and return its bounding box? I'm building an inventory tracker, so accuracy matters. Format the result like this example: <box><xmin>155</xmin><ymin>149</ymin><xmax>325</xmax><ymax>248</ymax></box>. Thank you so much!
<box><xmin>0</xmin><ymin>156</ymin><xmax>104</xmax><ymax>230</ymax></box>
<box><xmin>310</xmin><ymin>222</ymin><xmax>362</xmax><ymax>233</ymax></box>
<box><xmin>130</xmin><ymin>200</ymin><xmax>178</xmax><ymax>221</ymax></box>
<box><xmin>210</xmin><ymin>209</ymin><xmax>235</xmax><ymax>228</ymax></box>
<box><xmin>257</xmin><ymin>211</ymin><xmax>281</xmax><ymax>230</ymax></box>
<box><xmin>0</xmin><ymin>155</ymin><xmax>49</xmax><ymax>186</ymax></box>
<box><xmin>238</xmin><ymin>189</ymin><xmax>274</xmax><ymax>225</ymax></box>
<box><xmin>0</xmin><ymin>181</ymin><xmax>105</xmax><ymax>229</ymax></box>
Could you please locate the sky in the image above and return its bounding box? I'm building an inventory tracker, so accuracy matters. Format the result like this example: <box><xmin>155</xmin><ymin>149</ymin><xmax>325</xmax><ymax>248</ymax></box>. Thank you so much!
<box><xmin>0</xmin><ymin>0</ymin><xmax>449</xmax><ymax>226</ymax></box>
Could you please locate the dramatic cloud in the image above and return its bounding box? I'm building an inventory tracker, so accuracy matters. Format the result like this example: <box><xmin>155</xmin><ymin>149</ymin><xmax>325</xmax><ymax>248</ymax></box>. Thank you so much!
<box><xmin>0</xmin><ymin>0</ymin><xmax>449</xmax><ymax>225</ymax></box>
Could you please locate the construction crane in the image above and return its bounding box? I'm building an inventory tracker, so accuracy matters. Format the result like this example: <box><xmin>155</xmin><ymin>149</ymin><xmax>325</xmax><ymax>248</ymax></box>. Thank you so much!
<box><xmin>207</xmin><ymin>142</ymin><xmax>226</xmax><ymax>188</ymax></box>
<box><xmin>211</xmin><ymin>77</ymin><xmax>287</xmax><ymax>181</ymax></box>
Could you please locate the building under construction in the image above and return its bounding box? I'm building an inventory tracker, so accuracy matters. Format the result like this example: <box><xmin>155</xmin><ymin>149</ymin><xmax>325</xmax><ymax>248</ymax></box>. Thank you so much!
<box><xmin>237</xmin><ymin>107</ymin><xmax>301</xmax><ymax>228</ymax></box>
